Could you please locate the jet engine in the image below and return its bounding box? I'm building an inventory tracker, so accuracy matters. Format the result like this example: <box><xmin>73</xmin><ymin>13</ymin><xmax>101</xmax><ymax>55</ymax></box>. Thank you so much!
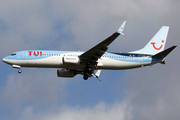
<box><xmin>57</xmin><ymin>69</ymin><xmax>76</xmax><ymax>77</ymax></box>
<box><xmin>63</xmin><ymin>56</ymin><xmax>80</xmax><ymax>64</ymax></box>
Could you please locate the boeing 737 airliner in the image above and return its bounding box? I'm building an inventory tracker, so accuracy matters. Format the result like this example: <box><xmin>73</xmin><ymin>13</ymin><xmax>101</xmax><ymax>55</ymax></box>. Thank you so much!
<box><xmin>2</xmin><ymin>21</ymin><xmax>176</xmax><ymax>80</ymax></box>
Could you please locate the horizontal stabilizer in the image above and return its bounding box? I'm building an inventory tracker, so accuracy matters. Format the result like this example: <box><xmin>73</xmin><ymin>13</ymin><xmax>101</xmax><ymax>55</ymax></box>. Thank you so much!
<box><xmin>152</xmin><ymin>46</ymin><xmax>177</xmax><ymax>58</ymax></box>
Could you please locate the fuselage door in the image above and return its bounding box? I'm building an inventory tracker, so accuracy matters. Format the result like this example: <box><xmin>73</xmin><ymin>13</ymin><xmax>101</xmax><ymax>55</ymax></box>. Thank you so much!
<box><xmin>22</xmin><ymin>51</ymin><xmax>27</xmax><ymax>59</ymax></box>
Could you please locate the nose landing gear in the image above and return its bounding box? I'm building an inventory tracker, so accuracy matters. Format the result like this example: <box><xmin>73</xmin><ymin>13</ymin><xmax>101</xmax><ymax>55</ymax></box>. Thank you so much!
<box><xmin>18</xmin><ymin>69</ymin><xmax>22</xmax><ymax>73</ymax></box>
<box><xmin>12</xmin><ymin>65</ymin><xmax>22</xmax><ymax>74</ymax></box>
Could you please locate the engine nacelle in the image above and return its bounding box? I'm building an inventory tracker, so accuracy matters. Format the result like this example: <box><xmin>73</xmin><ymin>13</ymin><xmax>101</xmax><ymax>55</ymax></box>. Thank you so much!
<box><xmin>63</xmin><ymin>56</ymin><xmax>80</xmax><ymax>64</ymax></box>
<box><xmin>57</xmin><ymin>69</ymin><xmax>76</xmax><ymax>77</ymax></box>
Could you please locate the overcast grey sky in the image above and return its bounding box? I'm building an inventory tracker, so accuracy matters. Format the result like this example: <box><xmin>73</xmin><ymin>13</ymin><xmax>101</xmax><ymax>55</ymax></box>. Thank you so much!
<box><xmin>0</xmin><ymin>0</ymin><xmax>180</xmax><ymax>120</ymax></box>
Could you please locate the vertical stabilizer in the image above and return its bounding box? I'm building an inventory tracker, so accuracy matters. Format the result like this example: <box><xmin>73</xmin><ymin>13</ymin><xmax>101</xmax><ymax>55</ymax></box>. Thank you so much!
<box><xmin>130</xmin><ymin>26</ymin><xmax>169</xmax><ymax>55</ymax></box>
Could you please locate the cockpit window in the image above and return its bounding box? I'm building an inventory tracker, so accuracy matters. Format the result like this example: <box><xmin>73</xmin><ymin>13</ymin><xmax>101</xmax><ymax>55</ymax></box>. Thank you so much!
<box><xmin>10</xmin><ymin>53</ymin><xmax>16</xmax><ymax>56</ymax></box>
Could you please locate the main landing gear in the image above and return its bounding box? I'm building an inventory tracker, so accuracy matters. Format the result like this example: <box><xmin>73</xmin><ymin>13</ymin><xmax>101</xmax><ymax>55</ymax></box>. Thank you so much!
<box><xmin>83</xmin><ymin>69</ymin><xmax>91</xmax><ymax>80</ymax></box>
<box><xmin>83</xmin><ymin>63</ymin><xmax>92</xmax><ymax>80</ymax></box>
<box><xmin>83</xmin><ymin>63</ymin><xmax>100</xmax><ymax>81</ymax></box>
<box><xmin>83</xmin><ymin>74</ymin><xmax>88</xmax><ymax>80</ymax></box>
<box><xmin>82</xmin><ymin>63</ymin><xmax>101</xmax><ymax>81</ymax></box>
<box><xmin>83</xmin><ymin>69</ymin><xmax>101</xmax><ymax>81</ymax></box>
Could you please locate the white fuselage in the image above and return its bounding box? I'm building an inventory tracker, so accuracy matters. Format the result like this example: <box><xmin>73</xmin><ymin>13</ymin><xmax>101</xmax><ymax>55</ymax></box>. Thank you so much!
<box><xmin>2</xmin><ymin>50</ymin><xmax>162</xmax><ymax>70</ymax></box>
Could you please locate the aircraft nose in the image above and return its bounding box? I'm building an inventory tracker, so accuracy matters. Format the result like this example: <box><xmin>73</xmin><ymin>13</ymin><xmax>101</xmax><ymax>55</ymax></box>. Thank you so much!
<box><xmin>2</xmin><ymin>57</ymin><xmax>13</xmax><ymax>65</ymax></box>
<box><xmin>2</xmin><ymin>58</ymin><xmax>5</xmax><ymax>62</ymax></box>
<box><xmin>2</xmin><ymin>58</ymin><xmax>8</xmax><ymax>63</ymax></box>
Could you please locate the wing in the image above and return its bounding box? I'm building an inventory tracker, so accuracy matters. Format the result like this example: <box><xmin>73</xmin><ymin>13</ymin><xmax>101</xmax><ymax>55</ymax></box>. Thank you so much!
<box><xmin>80</xmin><ymin>21</ymin><xmax>126</xmax><ymax>64</ymax></box>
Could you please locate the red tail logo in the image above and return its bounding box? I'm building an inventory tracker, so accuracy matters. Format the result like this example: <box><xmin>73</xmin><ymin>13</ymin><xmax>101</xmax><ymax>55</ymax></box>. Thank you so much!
<box><xmin>151</xmin><ymin>40</ymin><xmax>164</xmax><ymax>50</ymax></box>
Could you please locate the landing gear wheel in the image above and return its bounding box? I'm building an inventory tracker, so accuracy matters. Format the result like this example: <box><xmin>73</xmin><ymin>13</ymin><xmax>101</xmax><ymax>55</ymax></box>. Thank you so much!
<box><xmin>18</xmin><ymin>70</ymin><xmax>22</xmax><ymax>73</ymax></box>
<box><xmin>83</xmin><ymin>74</ymin><xmax>88</xmax><ymax>80</ymax></box>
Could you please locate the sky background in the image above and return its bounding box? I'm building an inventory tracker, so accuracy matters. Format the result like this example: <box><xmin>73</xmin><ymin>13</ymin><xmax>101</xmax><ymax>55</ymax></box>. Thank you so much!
<box><xmin>0</xmin><ymin>0</ymin><xmax>180</xmax><ymax>120</ymax></box>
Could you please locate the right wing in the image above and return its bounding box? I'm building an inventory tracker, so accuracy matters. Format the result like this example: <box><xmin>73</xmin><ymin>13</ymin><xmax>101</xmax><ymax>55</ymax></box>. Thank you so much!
<box><xmin>80</xmin><ymin>21</ymin><xmax>126</xmax><ymax>65</ymax></box>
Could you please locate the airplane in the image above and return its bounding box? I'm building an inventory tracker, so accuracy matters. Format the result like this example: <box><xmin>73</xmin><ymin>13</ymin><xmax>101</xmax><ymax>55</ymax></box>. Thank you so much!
<box><xmin>2</xmin><ymin>21</ymin><xmax>177</xmax><ymax>81</ymax></box>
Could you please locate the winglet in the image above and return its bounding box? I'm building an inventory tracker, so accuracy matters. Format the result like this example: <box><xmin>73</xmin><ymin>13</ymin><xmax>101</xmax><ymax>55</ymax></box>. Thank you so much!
<box><xmin>95</xmin><ymin>69</ymin><xmax>101</xmax><ymax>77</ymax></box>
<box><xmin>92</xmin><ymin>70</ymin><xmax>102</xmax><ymax>81</ymax></box>
<box><xmin>117</xmin><ymin>21</ymin><xmax>126</xmax><ymax>35</ymax></box>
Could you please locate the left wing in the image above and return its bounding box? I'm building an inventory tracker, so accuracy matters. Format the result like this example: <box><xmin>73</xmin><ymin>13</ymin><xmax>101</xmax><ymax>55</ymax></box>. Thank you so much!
<box><xmin>80</xmin><ymin>21</ymin><xmax>126</xmax><ymax>64</ymax></box>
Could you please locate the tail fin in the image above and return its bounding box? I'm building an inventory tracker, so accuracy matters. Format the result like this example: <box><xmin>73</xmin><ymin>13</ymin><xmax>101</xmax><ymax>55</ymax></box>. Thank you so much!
<box><xmin>131</xmin><ymin>26</ymin><xmax>169</xmax><ymax>55</ymax></box>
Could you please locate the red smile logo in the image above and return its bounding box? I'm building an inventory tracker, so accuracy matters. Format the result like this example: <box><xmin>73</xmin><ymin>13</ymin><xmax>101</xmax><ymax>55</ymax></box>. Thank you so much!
<box><xmin>151</xmin><ymin>40</ymin><xmax>164</xmax><ymax>50</ymax></box>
